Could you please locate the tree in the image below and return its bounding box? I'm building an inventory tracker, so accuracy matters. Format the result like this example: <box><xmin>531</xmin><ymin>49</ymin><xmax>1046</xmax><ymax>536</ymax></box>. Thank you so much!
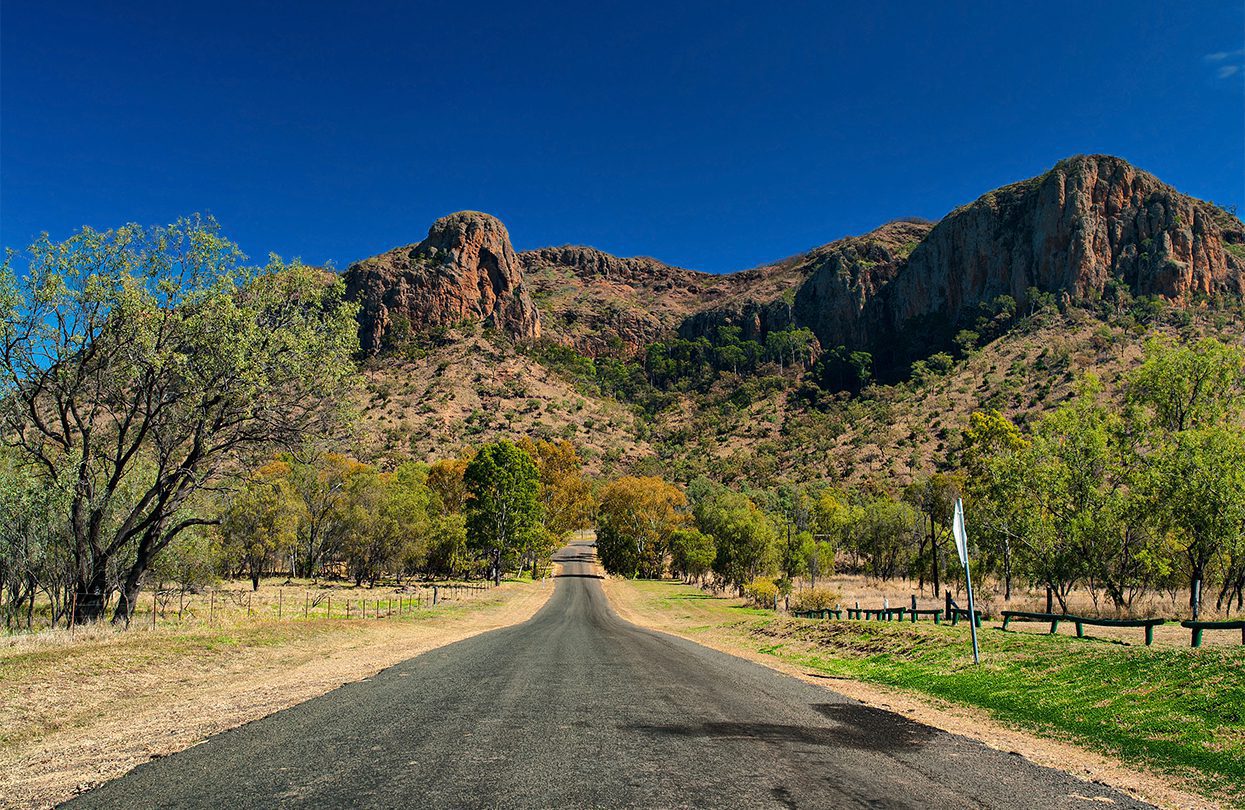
<box><xmin>0</xmin><ymin>218</ymin><xmax>359</xmax><ymax>623</ymax></box>
<box><xmin>808</xmin><ymin>490</ymin><xmax>850</xmax><ymax>587</ymax></box>
<box><xmin>220</xmin><ymin>461</ymin><xmax>303</xmax><ymax>590</ymax></box>
<box><xmin>1151</xmin><ymin>426</ymin><xmax>1245</xmax><ymax>619</ymax></box>
<box><xmin>426</xmin><ymin>513</ymin><xmax>469</xmax><ymax>579</ymax></box>
<box><xmin>464</xmin><ymin>441</ymin><xmax>542</xmax><ymax>585</ymax></box>
<box><xmin>427</xmin><ymin>456</ymin><xmax>471</xmax><ymax>515</ymax></box>
<box><xmin>852</xmin><ymin>497</ymin><xmax>917</xmax><ymax>581</ymax></box>
<box><xmin>696</xmin><ymin>491</ymin><xmax>777</xmax><ymax>592</ymax></box>
<box><xmin>903</xmin><ymin>473</ymin><xmax>961</xmax><ymax>596</ymax></box>
<box><xmin>962</xmin><ymin>410</ymin><xmax>1029</xmax><ymax>600</ymax></box>
<box><xmin>1127</xmin><ymin>336</ymin><xmax>1244</xmax><ymax>434</ymax></box>
<box><xmin>0</xmin><ymin>449</ymin><xmax>72</xmax><ymax>629</ymax></box>
<box><xmin>1012</xmin><ymin>380</ymin><xmax>1134</xmax><ymax>612</ymax></box>
<box><xmin>287</xmin><ymin>453</ymin><xmax>365</xmax><ymax>579</ymax></box>
<box><xmin>669</xmin><ymin>528</ymin><xmax>716</xmax><ymax>582</ymax></box>
<box><xmin>596</xmin><ymin>476</ymin><xmax>687</xmax><ymax>577</ymax></box>
<box><xmin>1127</xmin><ymin>336</ymin><xmax>1245</xmax><ymax>617</ymax></box>
<box><xmin>337</xmin><ymin>463</ymin><xmax>432</xmax><ymax>586</ymax></box>
<box><xmin>519</xmin><ymin>438</ymin><xmax>595</xmax><ymax>538</ymax></box>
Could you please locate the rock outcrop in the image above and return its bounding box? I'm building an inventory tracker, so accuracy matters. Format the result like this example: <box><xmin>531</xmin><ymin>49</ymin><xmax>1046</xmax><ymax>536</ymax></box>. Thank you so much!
<box><xmin>345</xmin><ymin>212</ymin><xmax>540</xmax><ymax>354</ymax></box>
<box><xmin>886</xmin><ymin>155</ymin><xmax>1244</xmax><ymax>338</ymax></box>
<box><xmin>519</xmin><ymin>246</ymin><xmax>713</xmax><ymax>356</ymax></box>
<box><xmin>342</xmin><ymin>157</ymin><xmax>1244</xmax><ymax>373</ymax></box>
<box><xmin>793</xmin><ymin>156</ymin><xmax>1245</xmax><ymax>373</ymax></box>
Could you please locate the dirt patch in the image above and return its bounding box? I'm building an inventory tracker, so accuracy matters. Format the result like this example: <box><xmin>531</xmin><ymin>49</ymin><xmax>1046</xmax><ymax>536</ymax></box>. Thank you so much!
<box><xmin>0</xmin><ymin>579</ymin><xmax>552</xmax><ymax>810</ymax></box>
<box><xmin>602</xmin><ymin>576</ymin><xmax>1219</xmax><ymax>810</ymax></box>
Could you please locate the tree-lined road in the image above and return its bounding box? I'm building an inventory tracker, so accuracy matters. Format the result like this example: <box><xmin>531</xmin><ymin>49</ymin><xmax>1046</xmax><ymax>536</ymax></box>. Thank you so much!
<box><xmin>68</xmin><ymin>542</ymin><xmax>1151</xmax><ymax>808</ymax></box>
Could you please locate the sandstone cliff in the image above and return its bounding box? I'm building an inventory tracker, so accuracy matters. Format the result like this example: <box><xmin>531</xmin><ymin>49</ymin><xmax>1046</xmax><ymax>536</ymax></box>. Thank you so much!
<box><xmin>679</xmin><ymin>220</ymin><xmax>933</xmax><ymax>347</ymax></box>
<box><xmin>344</xmin><ymin>211</ymin><xmax>540</xmax><ymax>354</ymax></box>
<box><xmin>868</xmin><ymin>155</ymin><xmax>1245</xmax><ymax>368</ymax></box>
<box><xmin>344</xmin><ymin>157</ymin><xmax>1243</xmax><ymax>373</ymax></box>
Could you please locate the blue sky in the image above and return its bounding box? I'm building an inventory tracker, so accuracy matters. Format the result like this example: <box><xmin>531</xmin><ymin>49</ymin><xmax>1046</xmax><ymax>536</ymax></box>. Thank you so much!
<box><xmin>2</xmin><ymin>1</ymin><xmax>1242</xmax><ymax>274</ymax></box>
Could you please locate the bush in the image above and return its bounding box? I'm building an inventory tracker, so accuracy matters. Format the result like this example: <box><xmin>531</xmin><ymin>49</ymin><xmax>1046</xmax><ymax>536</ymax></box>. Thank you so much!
<box><xmin>790</xmin><ymin>586</ymin><xmax>842</xmax><ymax>612</ymax></box>
<box><xmin>742</xmin><ymin>577</ymin><xmax>779</xmax><ymax>608</ymax></box>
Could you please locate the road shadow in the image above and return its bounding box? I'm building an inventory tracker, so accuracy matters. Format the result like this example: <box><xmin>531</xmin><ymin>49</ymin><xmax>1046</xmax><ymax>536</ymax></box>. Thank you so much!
<box><xmin>625</xmin><ymin>703</ymin><xmax>938</xmax><ymax>752</ymax></box>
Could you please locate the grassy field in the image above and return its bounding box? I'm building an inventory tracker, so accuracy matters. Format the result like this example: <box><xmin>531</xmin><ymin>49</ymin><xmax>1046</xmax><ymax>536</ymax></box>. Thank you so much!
<box><xmin>0</xmin><ymin>576</ymin><xmax>552</xmax><ymax>809</ymax></box>
<box><xmin>609</xmin><ymin>578</ymin><xmax>1245</xmax><ymax>808</ymax></box>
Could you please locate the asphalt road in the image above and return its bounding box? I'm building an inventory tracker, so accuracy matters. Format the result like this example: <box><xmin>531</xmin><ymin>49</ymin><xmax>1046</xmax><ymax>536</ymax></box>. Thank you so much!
<box><xmin>67</xmin><ymin>541</ymin><xmax>1153</xmax><ymax>809</ymax></box>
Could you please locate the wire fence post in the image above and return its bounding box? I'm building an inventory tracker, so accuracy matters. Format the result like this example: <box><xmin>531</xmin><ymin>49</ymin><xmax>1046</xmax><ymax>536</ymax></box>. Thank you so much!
<box><xmin>152</xmin><ymin>590</ymin><xmax>157</xmax><ymax>630</ymax></box>
<box><xmin>278</xmin><ymin>589</ymin><xmax>283</xmax><ymax>620</ymax></box>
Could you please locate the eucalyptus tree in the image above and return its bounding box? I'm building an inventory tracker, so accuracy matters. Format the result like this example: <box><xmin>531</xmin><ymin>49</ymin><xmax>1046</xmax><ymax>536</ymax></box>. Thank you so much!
<box><xmin>0</xmin><ymin>218</ymin><xmax>359</xmax><ymax>623</ymax></box>
<box><xmin>1127</xmin><ymin>337</ymin><xmax>1245</xmax><ymax>618</ymax></box>
<box><xmin>464</xmin><ymin>440</ymin><xmax>542</xmax><ymax>584</ymax></box>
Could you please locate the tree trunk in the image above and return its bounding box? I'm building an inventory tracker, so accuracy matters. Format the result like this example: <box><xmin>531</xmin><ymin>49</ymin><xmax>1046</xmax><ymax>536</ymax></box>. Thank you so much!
<box><xmin>1190</xmin><ymin>573</ymin><xmax>1203</xmax><ymax>620</ymax></box>
<box><xmin>113</xmin><ymin>574</ymin><xmax>144</xmax><ymax>627</ymax></box>
<box><xmin>73</xmin><ymin>567</ymin><xmax>112</xmax><ymax>625</ymax></box>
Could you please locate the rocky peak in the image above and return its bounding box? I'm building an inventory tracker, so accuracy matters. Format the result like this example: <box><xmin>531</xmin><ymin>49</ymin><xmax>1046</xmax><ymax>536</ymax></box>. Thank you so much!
<box><xmin>344</xmin><ymin>211</ymin><xmax>540</xmax><ymax>355</ymax></box>
<box><xmin>871</xmin><ymin>155</ymin><xmax>1244</xmax><ymax>367</ymax></box>
<box><xmin>787</xmin><ymin>220</ymin><xmax>934</xmax><ymax>351</ymax></box>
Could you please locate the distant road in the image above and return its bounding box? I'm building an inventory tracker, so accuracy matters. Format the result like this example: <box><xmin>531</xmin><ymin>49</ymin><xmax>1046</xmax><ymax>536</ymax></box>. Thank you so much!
<box><xmin>67</xmin><ymin>541</ymin><xmax>1152</xmax><ymax>809</ymax></box>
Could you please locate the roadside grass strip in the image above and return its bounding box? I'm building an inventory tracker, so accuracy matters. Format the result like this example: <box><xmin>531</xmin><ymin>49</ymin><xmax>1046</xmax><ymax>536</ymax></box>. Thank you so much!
<box><xmin>623</xmin><ymin>580</ymin><xmax>1245</xmax><ymax>807</ymax></box>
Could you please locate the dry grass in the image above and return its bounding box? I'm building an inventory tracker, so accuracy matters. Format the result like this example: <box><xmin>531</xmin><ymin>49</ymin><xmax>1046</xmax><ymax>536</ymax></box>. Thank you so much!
<box><xmin>0</xmin><ymin>576</ymin><xmax>553</xmax><ymax>809</ymax></box>
<box><xmin>790</xmin><ymin>573</ymin><xmax>1242</xmax><ymax>648</ymax></box>
<box><xmin>353</xmin><ymin>333</ymin><xmax>651</xmax><ymax>470</ymax></box>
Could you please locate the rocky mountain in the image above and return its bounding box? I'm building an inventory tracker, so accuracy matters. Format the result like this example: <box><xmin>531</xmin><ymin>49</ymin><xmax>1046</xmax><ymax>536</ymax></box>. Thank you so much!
<box><xmin>345</xmin><ymin>156</ymin><xmax>1244</xmax><ymax>374</ymax></box>
<box><xmin>519</xmin><ymin>245</ymin><xmax>810</xmax><ymax>357</ymax></box>
<box><xmin>865</xmin><ymin>155</ymin><xmax>1245</xmax><ymax>371</ymax></box>
<box><xmin>345</xmin><ymin>155</ymin><xmax>1245</xmax><ymax>483</ymax></box>
<box><xmin>344</xmin><ymin>211</ymin><xmax>541</xmax><ymax>355</ymax></box>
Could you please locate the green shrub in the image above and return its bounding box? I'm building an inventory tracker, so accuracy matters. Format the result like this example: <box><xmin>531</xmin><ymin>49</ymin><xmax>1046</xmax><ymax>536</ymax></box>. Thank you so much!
<box><xmin>742</xmin><ymin>577</ymin><xmax>779</xmax><ymax>608</ymax></box>
<box><xmin>790</xmin><ymin>586</ymin><xmax>842</xmax><ymax>611</ymax></box>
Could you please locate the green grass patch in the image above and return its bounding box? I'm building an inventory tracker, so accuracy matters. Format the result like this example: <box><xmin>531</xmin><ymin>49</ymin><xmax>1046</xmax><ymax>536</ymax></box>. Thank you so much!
<box><xmin>623</xmin><ymin>579</ymin><xmax>1245</xmax><ymax>806</ymax></box>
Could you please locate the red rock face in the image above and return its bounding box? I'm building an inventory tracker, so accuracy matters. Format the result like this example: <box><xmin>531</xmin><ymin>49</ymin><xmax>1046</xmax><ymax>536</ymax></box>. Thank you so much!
<box><xmin>791</xmin><ymin>156</ymin><xmax>1244</xmax><ymax>371</ymax></box>
<box><xmin>344</xmin><ymin>212</ymin><xmax>540</xmax><ymax>354</ymax></box>
<box><xmin>790</xmin><ymin>220</ymin><xmax>933</xmax><ymax>352</ymax></box>
<box><xmin>887</xmin><ymin>155</ymin><xmax>1244</xmax><ymax>333</ymax></box>
<box><xmin>342</xmin><ymin>158</ymin><xmax>1243</xmax><ymax>368</ymax></box>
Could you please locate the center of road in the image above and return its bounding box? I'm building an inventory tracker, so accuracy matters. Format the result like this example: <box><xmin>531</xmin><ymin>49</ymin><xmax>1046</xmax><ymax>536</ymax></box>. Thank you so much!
<box><xmin>68</xmin><ymin>541</ymin><xmax>1153</xmax><ymax>809</ymax></box>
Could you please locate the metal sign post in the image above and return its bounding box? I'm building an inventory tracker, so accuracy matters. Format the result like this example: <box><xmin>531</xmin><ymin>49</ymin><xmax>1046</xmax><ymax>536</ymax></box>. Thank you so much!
<box><xmin>952</xmin><ymin>498</ymin><xmax>980</xmax><ymax>665</ymax></box>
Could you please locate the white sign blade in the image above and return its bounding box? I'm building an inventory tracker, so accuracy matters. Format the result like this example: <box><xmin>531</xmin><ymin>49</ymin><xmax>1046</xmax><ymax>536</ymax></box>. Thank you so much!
<box><xmin>952</xmin><ymin>497</ymin><xmax>969</xmax><ymax>568</ymax></box>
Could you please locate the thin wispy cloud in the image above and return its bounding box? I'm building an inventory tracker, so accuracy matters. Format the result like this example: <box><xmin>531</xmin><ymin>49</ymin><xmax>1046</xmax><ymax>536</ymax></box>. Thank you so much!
<box><xmin>1204</xmin><ymin>48</ymin><xmax>1245</xmax><ymax>79</ymax></box>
